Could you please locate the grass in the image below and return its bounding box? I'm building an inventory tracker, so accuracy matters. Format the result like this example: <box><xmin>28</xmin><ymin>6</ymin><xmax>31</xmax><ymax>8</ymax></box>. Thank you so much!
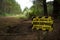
<box><xmin>0</xmin><ymin>13</ymin><xmax>28</xmax><ymax>19</ymax></box>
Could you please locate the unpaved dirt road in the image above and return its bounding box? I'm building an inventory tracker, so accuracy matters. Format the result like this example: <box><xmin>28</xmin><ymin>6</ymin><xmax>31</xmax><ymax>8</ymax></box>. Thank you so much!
<box><xmin>0</xmin><ymin>17</ymin><xmax>60</xmax><ymax>40</ymax></box>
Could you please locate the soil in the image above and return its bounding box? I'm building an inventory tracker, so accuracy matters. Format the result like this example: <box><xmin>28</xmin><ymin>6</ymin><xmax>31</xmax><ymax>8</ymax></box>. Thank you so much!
<box><xmin>0</xmin><ymin>17</ymin><xmax>60</xmax><ymax>40</ymax></box>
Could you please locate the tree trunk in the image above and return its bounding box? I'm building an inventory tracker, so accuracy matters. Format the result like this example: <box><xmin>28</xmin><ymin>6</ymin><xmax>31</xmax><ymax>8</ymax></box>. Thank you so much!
<box><xmin>43</xmin><ymin>0</ymin><xmax>48</xmax><ymax>16</ymax></box>
<box><xmin>53</xmin><ymin>0</ymin><xmax>60</xmax><ymax>19</ymax></box>
<box><xmin>0</xmin><ymin>0</ymin><xmax>3</xmax><ymax>14</ymax></box>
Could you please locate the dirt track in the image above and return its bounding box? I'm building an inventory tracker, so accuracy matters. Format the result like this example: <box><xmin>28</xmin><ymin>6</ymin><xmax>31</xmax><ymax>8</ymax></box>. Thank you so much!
<box><xmin>0</xmin><ymin>17</ymin><xmax>60</xmax><ymax>40</ymax></box>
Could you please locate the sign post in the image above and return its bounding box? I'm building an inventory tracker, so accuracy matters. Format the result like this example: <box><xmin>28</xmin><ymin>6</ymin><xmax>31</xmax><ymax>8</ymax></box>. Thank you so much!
<box><xmin>32</xmin><ymin>16</ymin><xmax>53</xmax><ymax>40</ymax></box>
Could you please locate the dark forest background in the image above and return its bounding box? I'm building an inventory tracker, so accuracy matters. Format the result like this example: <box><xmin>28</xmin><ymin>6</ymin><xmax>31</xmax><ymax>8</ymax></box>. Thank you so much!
<box><xmin>0</xmin><ymin>0</ymin><xmax>60</xmax><ymax>40</ymax></box>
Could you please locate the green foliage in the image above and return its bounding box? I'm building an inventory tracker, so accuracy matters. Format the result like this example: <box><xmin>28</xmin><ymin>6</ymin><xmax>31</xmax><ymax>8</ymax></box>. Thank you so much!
<box><xmin>26</xmin><ymin>2</ymin><xmax>53</xmax><ymax>18</ymax></box>
<box><xmin>0</xmin><ymin>0</ymin><xmax>22</xmax><ymax>16</ymax></box>
<box><xmin>47</xmin><ymin>2</ymin><xmax>53</xmax><ymax>15</ymax></box>
<box><xmin>0</xmin><ymin>0</ymin><xmax>53</xmax><ymax>19</ymax></box>
<box><xmin>22</xmin><ymin>1</ymin><xmax>53</xmax><ymax>19</ymax></box>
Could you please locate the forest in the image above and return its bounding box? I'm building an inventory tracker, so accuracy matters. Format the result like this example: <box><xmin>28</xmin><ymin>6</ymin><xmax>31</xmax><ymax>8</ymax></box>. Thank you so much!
<box><xmin>0</xmin><ymin>0</ymin><xmax>60</xmax><ymax>40</ymax></box>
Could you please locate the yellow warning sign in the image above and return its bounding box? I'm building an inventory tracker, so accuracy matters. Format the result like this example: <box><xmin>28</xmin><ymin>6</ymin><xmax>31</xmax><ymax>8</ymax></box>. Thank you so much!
<box><xmin>32</xmin><ymin>16</ymin><xmax>53</xmax><ymax>31</ymax></box>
